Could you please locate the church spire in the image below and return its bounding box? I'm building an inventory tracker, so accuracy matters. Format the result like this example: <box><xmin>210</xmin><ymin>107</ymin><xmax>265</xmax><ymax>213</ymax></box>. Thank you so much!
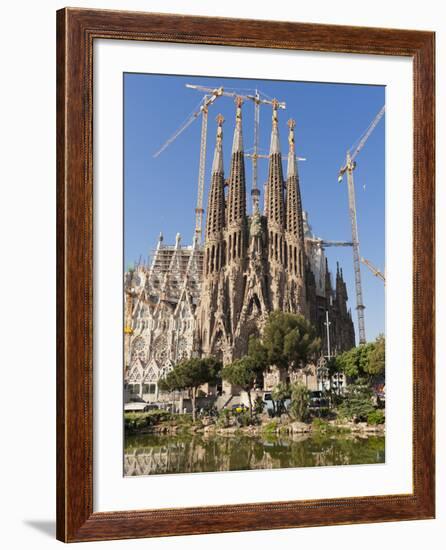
<box><xmin>266</xmin><ymin>99</ymin><xmax>285</xmax><ymax>228</ymax></box>
<box><xmin>227</xmin><ymin>97</ymin><xmax>247</xmax><ymax>227</ymax></box>
<box><xmin>285</xmin><ymin>119</ymin><xmax>304</xmax><ymax>241</ymax></box>
<box><xmin>232</xmin><ymin>96</ymin><xmax>244</xmax><ymax>153</ymax></box>
<box><xmin>270</xmin><ymin>98</ymin><xmax>281</xmax><ymax>154</ymax></box>
<box><xmin>211</xmin><ymin>113</ymin><xmax>224</xmax><ymax>174</ymax></box>
<box><xmin>286</xmin><ymin>118</ymin><xmax>297</xmax><ymax>178</ymax></box>
<box><xmin>205</xmin><ymin>114</ymin><xmax>226</xmax><ymax>245</ymax></box>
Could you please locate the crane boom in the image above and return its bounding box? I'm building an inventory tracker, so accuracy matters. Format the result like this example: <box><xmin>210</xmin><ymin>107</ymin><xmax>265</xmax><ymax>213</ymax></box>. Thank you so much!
<box><xmin>305</xmin><ymin>238</ymin><xmax>353</xmax><ymax>248</ymax></box>
<box><xmin>349</xmin><ymin>106</ymin><xmax>385</xmax><ymax>164</ymax></box>
<box><xmin>153</xmin><ymin>87</ymin><xmax>224</xmax><ymax>243</ymax></box>
<box><xmin>361</xmin><ymin>257</ymin><xmax>385</xmax><ymax>284</ymax></box>
<box><xmin>185</xmin><ymin>84</ymin><xmax>286</xmax><ymax>109</ymax></box>
<box><xmin>153</xmin><ymin>109</ymin><xmax>200</xmax><ymax>158</ymax></box>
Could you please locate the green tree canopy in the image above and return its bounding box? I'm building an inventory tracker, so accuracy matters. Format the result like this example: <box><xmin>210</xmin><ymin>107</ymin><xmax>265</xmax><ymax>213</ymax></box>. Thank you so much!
<box><xmin>335</xmin><ymin>335</ymin><xmax>385</xmax><ymax>382</ymax></box>
<box><xmin>158</xmin><ymin>357</ymin><xmax>222</xmax><ymax>421</ymax></box>
<box><xmin>365</xmin><ymin>334</ymin><xmax>385</xmax><ymax>377</ymax></box>
<box><xmin>262</xmin><ymin>311</ymin><xmax>321</xmax><ymax>370</ymax></box>
<box><xmin>247</xmin><ymin>335</ymin><xmax>268</xmax><ymax>370</ymax></box>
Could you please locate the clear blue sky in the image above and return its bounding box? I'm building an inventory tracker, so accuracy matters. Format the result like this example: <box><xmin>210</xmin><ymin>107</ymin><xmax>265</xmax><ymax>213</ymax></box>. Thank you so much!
<box><xmin>124</xmin><ymin>73</ymin><xmax>385</xmax><ymax>342</ymax></box>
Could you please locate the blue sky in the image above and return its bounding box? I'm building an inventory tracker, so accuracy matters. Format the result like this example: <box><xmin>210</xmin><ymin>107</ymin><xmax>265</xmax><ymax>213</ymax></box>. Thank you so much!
<box><xmin>124</xmin><ymin>73</ymin><xmax>385</xmax><ymax>342</ymax></box>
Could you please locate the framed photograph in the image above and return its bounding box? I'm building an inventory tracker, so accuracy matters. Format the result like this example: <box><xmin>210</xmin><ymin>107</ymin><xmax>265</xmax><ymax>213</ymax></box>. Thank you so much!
<box><xmin>56</xmin><ymin>8</ymin><xmax>435</xmax><ymax>542</ymax></box>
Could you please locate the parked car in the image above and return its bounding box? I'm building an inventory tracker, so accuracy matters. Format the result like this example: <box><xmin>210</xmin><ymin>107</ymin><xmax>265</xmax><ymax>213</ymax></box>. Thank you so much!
<box><xmin>308</xmin><ymin>390</ymin><xmax>330</xmax><ymax>409</ymax></box>
<box><xmin>124</xmin><ymin>402</ymin><xmax>153</xmax><ymax>413</ymax></box>
<box><xmin>262</xmin><ymin>392</ymin><xmax>290</xmax><ymax>417</ymax></box>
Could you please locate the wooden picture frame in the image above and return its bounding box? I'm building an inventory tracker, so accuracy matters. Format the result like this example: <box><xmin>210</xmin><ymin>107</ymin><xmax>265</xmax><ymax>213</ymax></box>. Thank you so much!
<box><xmin>56</xmin><ymin>7</ymin><xmax>435</xmax><ymax>542</ymax></box>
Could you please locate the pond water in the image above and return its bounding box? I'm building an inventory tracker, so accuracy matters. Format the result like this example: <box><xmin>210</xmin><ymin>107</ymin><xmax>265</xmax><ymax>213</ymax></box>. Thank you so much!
<box><xmin>124</xmin><ymin>432</ymin><xmax>385</xmax><ymax>476</ymax></box>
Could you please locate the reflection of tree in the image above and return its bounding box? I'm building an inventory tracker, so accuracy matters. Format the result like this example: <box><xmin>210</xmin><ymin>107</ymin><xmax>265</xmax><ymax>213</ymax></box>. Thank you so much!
<box><xmin>124</xmin><ymin>433</ymin><xmax>385</xmax><ymax>475</ymax></box>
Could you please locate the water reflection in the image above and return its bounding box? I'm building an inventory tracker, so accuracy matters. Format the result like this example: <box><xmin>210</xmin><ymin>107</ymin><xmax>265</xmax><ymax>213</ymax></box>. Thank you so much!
<box><xmin>124</xmin><ymin>433</ymin><xmax>385</xmax><ymax>476</ymax></box>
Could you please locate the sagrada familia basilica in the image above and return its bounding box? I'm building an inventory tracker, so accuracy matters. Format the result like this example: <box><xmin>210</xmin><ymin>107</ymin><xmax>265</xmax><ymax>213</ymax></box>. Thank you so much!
<box><xmin>124</xmin><ymin>99</ymin><xmax>355</xmax><ymax>402</ymax></box>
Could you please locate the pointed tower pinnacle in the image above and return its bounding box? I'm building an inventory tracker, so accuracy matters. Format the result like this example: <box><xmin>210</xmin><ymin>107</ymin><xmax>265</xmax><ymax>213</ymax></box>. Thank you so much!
<box><xmin>205</xmin><ymin>114</ymin><xmax>226</xmax><ymax>246</ymax></box>
<box><xmin>286</xmin><ymin>119</ymin><xmax>304</xmax><ymax>242</ymax></box>
<box><xmin>211</xmin><ymin>113</ymin><xmax>224</xmax><ymax>174</ymax></box>
<box><xmin>227</xmin><ymin>97</ymin><xmax>247</xmax><ymax>228</ymax></box>
<box><xmin>266</xmin><ymin>99</ymin><xmax>285</xmax><ymax>229</ymax></box>
<box><xmin>232</xmin><ymin>95</ymin><xmax>244</xmax><ymax>154</ymax></box>
<box><xmin>270</xmin><ymin>98</ymin><xmax>281</xmax><ymax>154</ymax></box>
<box><xmin>287</xmin><ymin>118</ymin><xmax>297</xmax><ymax>178</ymax></box>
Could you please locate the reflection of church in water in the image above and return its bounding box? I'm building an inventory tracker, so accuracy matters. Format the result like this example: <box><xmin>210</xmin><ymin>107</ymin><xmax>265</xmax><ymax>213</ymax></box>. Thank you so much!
<box><xmin>124</xmin><ymin>100</ymin><xmax>355</xmax><ymax>402</ymax></box>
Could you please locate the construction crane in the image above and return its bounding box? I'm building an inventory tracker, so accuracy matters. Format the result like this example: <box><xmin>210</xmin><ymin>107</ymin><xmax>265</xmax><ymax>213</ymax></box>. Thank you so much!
<box><xmin>338</xmin><ymin>105</ymin><xmax>385</xmax><ymax>344</ymax></box>
<box><xmin>153</xmin><ymin>87</ymin><xmax>225</xmax><ymax>244</ymax></box>
<box><xmin>306</xmin><ymin>238</ymin><xmax>385</xmax><ymax>286</ymax></box>
<box><xmin>361</xmin><ymin>257</ymin><xmax>386</xmax><ymax>284</ymax></box>
<box><xmin>186</xmin><ymin>84</ymin><xmax>286</xmax><ymax>213</ymax></box>
<box><xmin>305</xmin><ymin>238</ymin><xmax>353</xmax><ymax>248</ymax></box>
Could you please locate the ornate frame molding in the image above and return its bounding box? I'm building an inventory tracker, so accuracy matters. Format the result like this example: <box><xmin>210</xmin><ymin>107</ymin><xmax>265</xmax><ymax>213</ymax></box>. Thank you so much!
<box><xmin>56</xmin><ymin>8</ymin><xmax>435</xmax><ymax>542</ymax></box>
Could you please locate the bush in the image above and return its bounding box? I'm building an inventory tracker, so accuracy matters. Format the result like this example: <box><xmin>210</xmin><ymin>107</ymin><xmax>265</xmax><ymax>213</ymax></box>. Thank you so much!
<box><xmin>253</xmin><ymin>395</ymin><xmax>265</xmax><ymax>416</ymax></box>
<box><xmin>235</xmin><ymin>410</ymin><xmax>251</xmax><ymax>427</ymax></box>
<box><xmin>262</xmin><ymin>420</ymin><xmax>279</xmax><ymax>434</ymax></box>
<box><xmin>216</xmin><ymin>408</ymin><xmax>232</xmax><ymax>428</ymax></box>
<box><xmin>289</xmin><ymin>382</ymin><xmax>310</xmax><ymax>422</ymax></box>
<box><xmin>312</xmin><ymin>418</ymin><xmax>329</xmax><ymax>432</ymax></box>
<box><xmin>124</xmin><ymin>410</ymin><xmax>172</xmax><ymax>432</ymax></box>
<box><xmin>337</xmin><ymin>382</ymin><xmax>374</xmax><ymax>422</ymax></box>
<box><xmin>367</xmin><ymin>409</ymin><xmax>385</xmax><ymax>425</ymax></box>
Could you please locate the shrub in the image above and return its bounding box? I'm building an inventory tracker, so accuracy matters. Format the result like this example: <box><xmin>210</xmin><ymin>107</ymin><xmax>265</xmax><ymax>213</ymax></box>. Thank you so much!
<box><xmin>216</xmin><ymin>408</ymin><xmax>232</xmax><ymax>428</ymax></box>
<box><xmin>236</xmin><ymin>410</ymin><xmax>251</xmax><ymax>427</ymax></box>
<box><xmin>262</xmin><ymin>420</ymin><xmax>279</xmax><ymax>434</ymax></box>
<box><xmin>312</xmin><ymin>418</ymin><xmax>329</xmax><ymax>432</ymax></box>
<box><xmin>124</xmin><ymin>410</ymin><xmax>172</xmax><ymax>432</ymax></box>
<box><xmin>367</xmin><ymin>409</ymin><xmax>385</xmax><ymax>425</ymax></box>
<box><xmin>253</xmin><ymin>395</ymin><xmax>265</xmax><ymax>416</ymax></box>
<box><xmin>337</xmin><ymin>382</ymin><xmax>374</xmax><ymax>422</ymax></box>
<box><xmin>289</xmin><ymin>382</ymin><xmax>310</xmax><ymax>422</ymax></box>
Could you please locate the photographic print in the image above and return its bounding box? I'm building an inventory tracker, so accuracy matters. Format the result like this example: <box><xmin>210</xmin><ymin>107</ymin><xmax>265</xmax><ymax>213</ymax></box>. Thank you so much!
<box><xmin>123</xmin><ymin>73</ymin><xmax>386</xmax><ymax>477</ymax></box>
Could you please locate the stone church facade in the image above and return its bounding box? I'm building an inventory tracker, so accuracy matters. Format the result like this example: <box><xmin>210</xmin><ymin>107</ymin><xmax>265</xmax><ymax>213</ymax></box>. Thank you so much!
<box><xmin>124</xmin><ymin>100</ymin><xmax>355</xmax><ymax>402</ymax></box>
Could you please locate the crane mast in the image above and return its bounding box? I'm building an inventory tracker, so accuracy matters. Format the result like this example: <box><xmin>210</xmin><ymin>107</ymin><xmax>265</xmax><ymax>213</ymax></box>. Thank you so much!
<box><xmin>153</xmin><ymin>88</ymin><xmax>224</xmax><ymax>244</ymax></box>
<box><xmin>195</xmin><ymin>107</ymin><xmax>208</xmax><ymax>241</ymax></box>
<box><xmin>338</xmin><ymin>105</ymin><xmax>385</xmax><ymax>345</ymax></box>
<box><xmin>251</xmin><ymin>91</ymin><xmax>261</xmax><ymax>213</ymax></box>
<box><xmin>346</xmin><ymin>151</ymin><xmax>366</xmax><ymax>344</ymax></box>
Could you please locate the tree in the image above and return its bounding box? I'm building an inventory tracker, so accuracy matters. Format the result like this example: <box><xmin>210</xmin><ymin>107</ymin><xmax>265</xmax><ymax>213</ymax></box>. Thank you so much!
<box><xmin>262</xmin><ymin>311</ymin><xmax>321</xmax><ymax>371</ymax></box>
<box><xmin>158</xmin><ymin>357</ymin><xmax>221</xmax><ymax>421</ymax></box>
<box><xmin>364</xmin><ymin>334</ymin><xmax>385</xmax><ymax>378</ymax></box>
<box><xmin>337</xmin><ymin>380</ymin><xmax>375</xmax><ymax>422</ymax></box>
<box><xmin>289</xmin><ymin>382</ymin><xmax>310</xmax><ymax>422</ymax></box>
<box><xmin>335</xmin><ymin>335</ymin><xmax>385</xmax><ymax>383</ymax></box>
<box><xmin>335</xmin><ymin>346</ymin><xmax>363</xmax><ymax>379</ymax></box>
<box><xmin>247</xmin><ymin>335</ymin><xmax>268</xmax><ymax>369</ymax></box>
<box><xmin>222</xmin><ymin>352</ymin><xmax>264</xmax><ymax>422</ymax></box>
